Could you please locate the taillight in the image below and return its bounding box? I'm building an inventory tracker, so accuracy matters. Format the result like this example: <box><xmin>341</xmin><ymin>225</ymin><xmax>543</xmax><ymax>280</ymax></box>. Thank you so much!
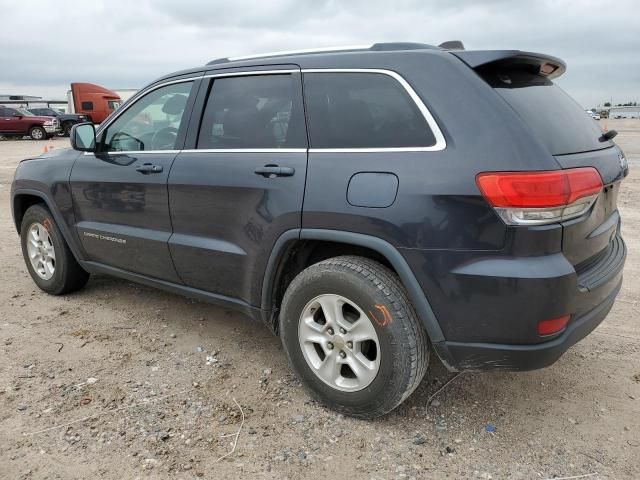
<box><xmin>537</xmin><ymin>315</ymin><xmax>570</xmax><ymax>336</ymax></box>
<box><xmin>476</xmin><ymin>167</ymin><xmax>603</xmax><ymax>225</ymax></box>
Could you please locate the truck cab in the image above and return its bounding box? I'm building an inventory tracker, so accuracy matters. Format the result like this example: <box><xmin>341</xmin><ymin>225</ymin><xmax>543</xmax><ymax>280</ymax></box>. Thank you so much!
<box><xmin>68</xmin><ymin>83</ymin><xmax>122</xmax><ymax>124</ymax></box>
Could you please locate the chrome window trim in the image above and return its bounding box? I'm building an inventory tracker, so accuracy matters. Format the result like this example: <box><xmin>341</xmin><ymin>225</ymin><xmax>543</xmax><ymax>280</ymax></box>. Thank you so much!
<box><xmin>91</xmin><ymin>68</ymin><xmax>446</xmax><ymax>155</ymax></box>
<box><xmin>182</xmin><ymin>148</ymin><xmax>307</xmax><ymax>154</ymax></box>
<box><xmin>301</xmin><ymin>68</ymin><xmax>446</xmax><ymax>152</ymax></box>
<box><xmin>83</xmin><ymin>150</ymin><xmax>180</xmax><ymax>156</ymax></box>
<box><xmin>95</xmin><ymin>76</ymin><xmax>201</xmax><ymax>138</ymax></box>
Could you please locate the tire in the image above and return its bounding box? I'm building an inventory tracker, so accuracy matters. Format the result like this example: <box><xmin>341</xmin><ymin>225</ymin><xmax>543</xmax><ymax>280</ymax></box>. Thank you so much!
<box><xmin>29</xmin><ymin>126</ymin><xmax>46</xmax><ymax>140</ymax></box>
<box><xmin>20</xmin><ymin>204</ymin><xmax>89</xmax><ymax>295</ymax></box>
<box><xmin>279</xmin><ymin>255</ymin><xmax>429</xmax><ymax>418</ymax></box>
<box><xmin>62</xmin><ymin>122</ymin><xmax>74</xmax><ymax>136</ymax></box>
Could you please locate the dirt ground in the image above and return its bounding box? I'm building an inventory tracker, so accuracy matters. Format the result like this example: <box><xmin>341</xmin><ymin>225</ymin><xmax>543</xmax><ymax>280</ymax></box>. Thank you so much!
<box><xmin>0</xmin><ymin>119</ymin><xmax>639</xmax><ymax>480</ymax></box>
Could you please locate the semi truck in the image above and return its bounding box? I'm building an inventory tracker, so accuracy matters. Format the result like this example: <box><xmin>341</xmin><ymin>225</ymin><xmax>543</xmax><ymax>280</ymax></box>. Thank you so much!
<box><xmin>2</xmin><ymin>83</ymin><xmax>122</xmax><ymax>126</ymax></box>
<box><xmin>66</xmin><ymin>83</ymin><xmax>122</xmax><ymax>124</ymax></box>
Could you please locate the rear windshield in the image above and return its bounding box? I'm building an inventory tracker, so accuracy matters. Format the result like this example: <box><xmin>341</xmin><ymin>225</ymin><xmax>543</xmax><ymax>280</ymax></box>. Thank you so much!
<box><xmin>479</xmin><ymin>69</ymin><xmax>609</xmax><ymax>155</ymax></box>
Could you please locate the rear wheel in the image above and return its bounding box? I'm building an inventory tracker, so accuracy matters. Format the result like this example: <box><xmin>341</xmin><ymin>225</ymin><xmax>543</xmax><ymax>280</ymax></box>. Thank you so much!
<box><xmin>29</xmin><ymin>126</ymin><xmax>46</xmax><ymax>140</ymax></box>
<box><xmin>20</xmin><ymin>204</ymin><xmax>89</xmax><ymax>294</ymax></box>
<box><xmin>279</xmin><ymin>255</ymin><xmax>429</xmax><ymax>418</ymax></box>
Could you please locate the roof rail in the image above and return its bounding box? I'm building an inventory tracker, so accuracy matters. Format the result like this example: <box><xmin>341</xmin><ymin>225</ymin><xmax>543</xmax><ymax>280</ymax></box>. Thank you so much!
<box><xmin>206</xmin><ymin>42</ymin><xmax>441</xmax><ymax>66</ymax></box>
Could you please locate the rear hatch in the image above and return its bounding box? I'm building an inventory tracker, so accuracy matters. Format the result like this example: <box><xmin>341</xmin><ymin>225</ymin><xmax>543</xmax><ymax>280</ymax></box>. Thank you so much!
<box><xmin>456</xmin><ymin>50</ymin><xmax>628</xmax><ymax>270</ymax></box>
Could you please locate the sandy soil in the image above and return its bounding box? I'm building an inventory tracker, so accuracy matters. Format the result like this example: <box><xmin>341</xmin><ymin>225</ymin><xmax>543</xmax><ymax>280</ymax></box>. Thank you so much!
<box><xmin>0</xmin><ymin>120</ymin><xmax>639</xmax><ymax>479</ymax></box>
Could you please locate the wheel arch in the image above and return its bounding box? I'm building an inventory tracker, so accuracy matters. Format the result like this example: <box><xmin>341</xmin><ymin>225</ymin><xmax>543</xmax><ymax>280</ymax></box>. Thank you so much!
<box><xmin>12</xmin><ymin>189</ymin><xmax>85</xmax><ymax>262</ymax></box>
<box><xmin>261</xmin><ymin>228</ymin><xmax>445</xmax><ymax>344</ymax></box>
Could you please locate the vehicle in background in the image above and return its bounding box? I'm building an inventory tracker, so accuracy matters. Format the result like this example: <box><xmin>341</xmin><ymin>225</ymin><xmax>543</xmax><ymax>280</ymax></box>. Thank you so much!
<box><xmin>67</xmin><ymin>83</ymin><xmax>121</xmax><ymax>124</ymax></box>
<box><xmin>28</xmin><ymin>107</ymin><xmax>89</xmax><ymax>136</ymax></box>
<box><xmin>586</xmin><ymin>110</ymin><xmax>600</xmax><ymax>120</ymax></box>
<box><xmin>0</xmin><ymin>106</ymin><xmax>60</xmax><ymax>139</ymax></box>
<box><xmin>599</xmin><ymin>110</ymin><xmax>609</xmax><ymax>119</ymax></box>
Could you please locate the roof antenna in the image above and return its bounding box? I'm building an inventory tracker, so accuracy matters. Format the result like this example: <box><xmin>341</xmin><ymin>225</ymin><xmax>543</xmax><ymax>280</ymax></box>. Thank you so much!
<box><xmin>438</xmin><ymin>40</ymin><xmax>465</xmax><ymax>50</ymax></box>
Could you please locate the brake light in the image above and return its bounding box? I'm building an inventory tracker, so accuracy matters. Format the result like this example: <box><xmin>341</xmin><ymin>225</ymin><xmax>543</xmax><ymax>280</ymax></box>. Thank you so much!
<box><xmin>476</xmin><ymin>167</ymin><xmax>603</xmax><ymax>225</ymax></box>
<box><xmin>537</xmin><ymin>315</ymin><xmax>570</xmax><ymax>336</ymax></box>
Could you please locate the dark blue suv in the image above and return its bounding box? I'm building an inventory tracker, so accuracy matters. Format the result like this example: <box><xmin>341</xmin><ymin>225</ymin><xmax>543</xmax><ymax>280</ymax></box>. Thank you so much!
<box><xmin>10</xmin><ymin>42</ymin><xmax>627</xmax><ymax>417</ymax></box>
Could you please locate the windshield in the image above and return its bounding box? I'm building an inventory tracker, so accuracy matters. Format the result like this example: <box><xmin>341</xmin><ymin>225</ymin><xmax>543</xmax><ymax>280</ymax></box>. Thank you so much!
<box><xmin>479</xmin><ymin>69</ymin><xmax>610</xmax><ymax>155</ymax></box>
<box><xmin>16</xmin><ymin>108</ymin><xmax>34</xmax><ymax>116</ymax></box>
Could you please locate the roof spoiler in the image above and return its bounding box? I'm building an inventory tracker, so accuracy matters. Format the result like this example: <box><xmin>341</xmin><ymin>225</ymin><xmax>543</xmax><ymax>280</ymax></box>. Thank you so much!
<box><xmin>451</xmin><ymin>50</ymin><xmax>566</xmax><ymax>79</ymax></box>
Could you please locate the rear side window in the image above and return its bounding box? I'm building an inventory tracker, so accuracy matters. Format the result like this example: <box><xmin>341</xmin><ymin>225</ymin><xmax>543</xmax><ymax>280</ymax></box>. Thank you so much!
<box><xmin>303</xmin><ymin>72</ymin><xmax>436</xmax><ymax>149</ymax></box>
<box><xmin>197</xmin><ymin>74</ymin><xmax>306</xmax><ymax>149</ymax></box>
<box><xmin>480</xmin><ymin>69</ymin><xmax>607</xmax><ymax>155</ymax></box>
<box><xmin>81</xmin><ymin>101</ymin><xmax>94</xmax><ymax>110</ymax></box>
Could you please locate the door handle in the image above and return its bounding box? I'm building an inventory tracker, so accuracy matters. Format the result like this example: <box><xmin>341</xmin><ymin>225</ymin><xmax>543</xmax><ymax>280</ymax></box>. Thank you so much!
<box><xmin>136</xmin><ymin>163</ymin><xmax>163</xmax><ymax>174</ymax></box>
<box><xmin>254</xmin><ymin>165</ymin><xmax>295</xmax><ymax>178</ymax></box>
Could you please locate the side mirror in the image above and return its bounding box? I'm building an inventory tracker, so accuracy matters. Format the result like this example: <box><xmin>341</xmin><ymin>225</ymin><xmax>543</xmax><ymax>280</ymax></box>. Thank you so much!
<box><xmin>70</xmin><ymin>122</ymin><xmax>96</xmax><ymax>152</ymax></box>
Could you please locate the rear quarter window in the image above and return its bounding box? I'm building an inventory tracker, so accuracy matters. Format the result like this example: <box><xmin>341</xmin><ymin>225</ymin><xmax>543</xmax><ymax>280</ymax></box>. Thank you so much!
<box><xmin>480</xmin><ymin>69</ymin><xmax>608</xmax><ymax>155</ymax></box>
<box><xmin>303</xmin><ymin>72</ymin><xmax>436</xmax><ymax>149</ymax></box>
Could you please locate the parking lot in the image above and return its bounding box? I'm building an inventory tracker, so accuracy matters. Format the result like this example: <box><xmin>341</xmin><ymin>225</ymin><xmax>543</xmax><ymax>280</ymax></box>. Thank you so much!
<box><xmin>0</xmin><ymin>119</ymin><xmax>639</xmax><ymax>479</ymax></box>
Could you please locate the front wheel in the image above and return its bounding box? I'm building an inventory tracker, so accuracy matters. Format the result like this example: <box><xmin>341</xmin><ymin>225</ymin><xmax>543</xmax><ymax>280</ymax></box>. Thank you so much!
<box><xmin>62</xmin><ymin>122</ymin><xmax>74</xmax><ymax>136</ymax></box>
<box><xmin>20</xmin><ymin>204</ymin><xmax>89</xmax><ymax>294</ymax></box>
<box><xmin>29</xmin><ymin>126</ymin><xmax>46</xmax><ymax>140</ymax></box>
<box><xmin>279</xmin><ymin>256</ymin><xmax>429</xmax><ymax>418</ymax></box>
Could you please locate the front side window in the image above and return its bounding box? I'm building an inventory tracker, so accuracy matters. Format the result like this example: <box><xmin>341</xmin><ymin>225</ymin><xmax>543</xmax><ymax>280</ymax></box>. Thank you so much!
<box><xmin>303</xmin><ymin>72</ymin><xmax>436</xmax><ymax>149</ymax></box>
<box><xmin>101</xmin><ymin>81</ymin><xmax>193</xmax><ymax>152</ymax></box>
<box><xmin>197</xmin><ymin>74</ymin><xmax>306</xmax><ymax>149</ymax></box>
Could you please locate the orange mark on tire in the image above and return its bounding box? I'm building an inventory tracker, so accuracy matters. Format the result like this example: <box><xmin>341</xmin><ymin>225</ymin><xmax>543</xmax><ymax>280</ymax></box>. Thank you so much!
<box><xmin>43</xmin><ymin>218</ymin><xmax>52</xmax><ymax>231</ymax></box>
<box><xmin>369</xmin><ymin>304</ymin><xmax>392</xmax><ymax>327</ymax></box>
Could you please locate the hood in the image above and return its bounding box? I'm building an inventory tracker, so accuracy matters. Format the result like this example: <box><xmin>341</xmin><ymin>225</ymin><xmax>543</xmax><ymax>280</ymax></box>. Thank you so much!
<box><xmin>21</xmin><ymin>146</ymin><xmax>76</xmax><ymax>162</ymax></box>
<box><xmin>26</xmin><ymin>115</ymin><xmax>57</xmax><ymax>122</ymax></box>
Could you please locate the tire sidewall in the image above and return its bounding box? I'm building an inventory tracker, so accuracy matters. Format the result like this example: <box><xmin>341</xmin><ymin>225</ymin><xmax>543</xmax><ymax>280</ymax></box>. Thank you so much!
<box><xmin>20</xmin><ymin>206</ymin><xmax>69</xmax><ymax>293</ymax></box>
<box><xmin>30</xmin><ymin>127</ymin><xmax>45</xmax><ymax>140</ymax></box>
<box><xmin>280</xmin><ymin>265</ymin><xmax>415</xmax><ymax>413</ymax></box>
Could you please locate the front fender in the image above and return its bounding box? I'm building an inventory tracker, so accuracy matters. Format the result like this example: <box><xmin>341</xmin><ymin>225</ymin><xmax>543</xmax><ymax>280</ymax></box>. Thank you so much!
<box><xmin>11</xmin><ymin>149</ymin><xmax>85</xmax><ymax>262</ymax></box>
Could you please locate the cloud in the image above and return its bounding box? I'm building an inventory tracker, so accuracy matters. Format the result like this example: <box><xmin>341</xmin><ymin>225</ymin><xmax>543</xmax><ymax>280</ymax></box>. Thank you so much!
<box><xmin>0</xmin><ymin>0</ymin><xmax>637</xmax><ymax>106</ymax></box>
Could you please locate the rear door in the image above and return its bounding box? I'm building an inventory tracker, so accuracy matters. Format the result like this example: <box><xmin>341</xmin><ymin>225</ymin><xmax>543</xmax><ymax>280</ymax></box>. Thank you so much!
<box><xmin>69</xmin><ymin>78</ymin><xmax>199</xmax><ymax>282</ymax></box>
<box><xmin>167</xmin><ymin>67</ymin><xmax>307</xmax><ymax>305</ymax></box>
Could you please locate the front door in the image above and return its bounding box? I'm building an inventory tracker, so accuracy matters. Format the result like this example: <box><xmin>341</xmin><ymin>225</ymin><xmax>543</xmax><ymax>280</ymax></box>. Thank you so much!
<box><xmin>0</xmin><ymin>107</ymin><xmax>22</xmax><ymax>134</ymax></box>
<box><xmin>69</xmin><ymin>79</ymin><xmax>198</xmax><ymax>282</ymax></box>
<box><xmin>168</xmin><ymin>69</ymin><xmax>308</xmax><ymax>305</ymax></box>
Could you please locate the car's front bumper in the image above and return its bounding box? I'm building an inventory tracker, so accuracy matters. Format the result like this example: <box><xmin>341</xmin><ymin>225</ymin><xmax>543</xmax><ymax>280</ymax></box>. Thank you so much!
<box><xmin>44</xmin><ymin>125</ymin><xmax>61</xmax><ymax>133</ymax></box>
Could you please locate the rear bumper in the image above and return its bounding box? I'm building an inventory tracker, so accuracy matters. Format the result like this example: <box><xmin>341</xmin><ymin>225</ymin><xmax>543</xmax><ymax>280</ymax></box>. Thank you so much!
<box><xmin>433</xmin><ymin>277</ymin><xmax>621</xmax><ymax>371</ymax></box>
<box><xmin>406</xmin><ymin>232</ymin><xmax>626</xmax><ymax>371</ymax></box>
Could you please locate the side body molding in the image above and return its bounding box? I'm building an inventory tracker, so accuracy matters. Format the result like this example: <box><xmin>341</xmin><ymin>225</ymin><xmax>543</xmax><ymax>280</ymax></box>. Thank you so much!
<box><xmin>261</xmin><ymin>228</ymin><xmax>446</xmax><ymax>344</ymax></box>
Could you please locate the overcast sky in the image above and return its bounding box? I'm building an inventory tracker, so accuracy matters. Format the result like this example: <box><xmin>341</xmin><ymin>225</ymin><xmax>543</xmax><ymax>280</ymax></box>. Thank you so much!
<box><xmin>1</xmin><ymin>0</ymin><xmax>638</xmax><ymax>107</ymax></box>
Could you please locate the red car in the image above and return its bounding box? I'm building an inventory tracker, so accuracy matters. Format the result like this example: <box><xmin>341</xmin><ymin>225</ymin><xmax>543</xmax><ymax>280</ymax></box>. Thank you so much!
<box><xmin>0</xmin><ymin>107</ymin><xmax>61</xmax><ymax>140</ymax></box>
